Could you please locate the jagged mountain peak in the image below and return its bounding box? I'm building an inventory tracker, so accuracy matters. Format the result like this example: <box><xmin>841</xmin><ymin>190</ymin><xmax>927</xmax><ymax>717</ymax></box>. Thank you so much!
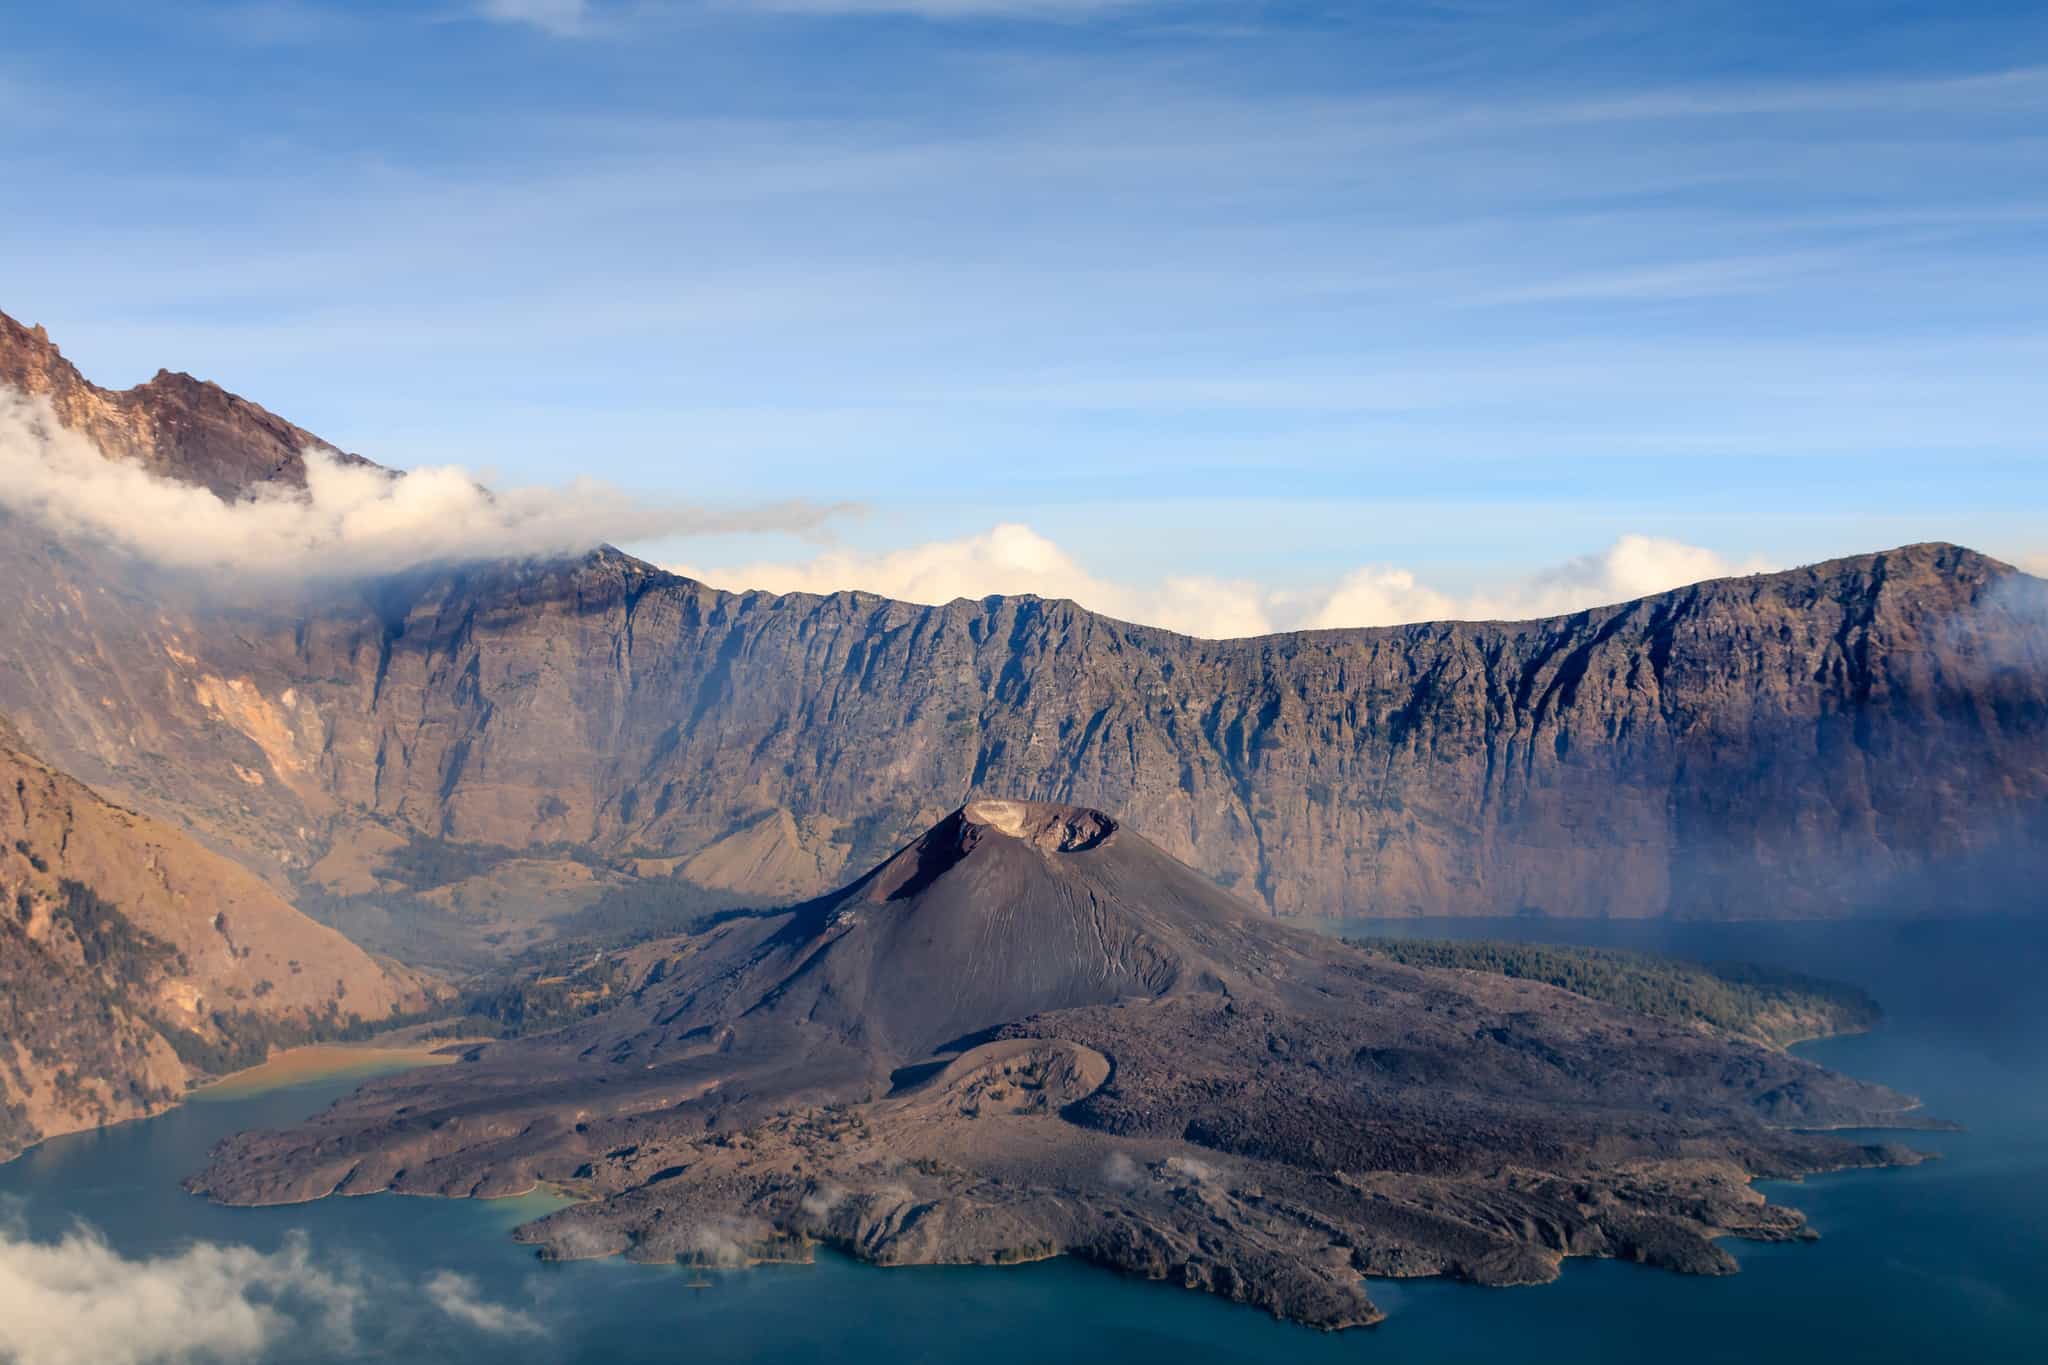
<box><xmin>1</xmin><ymin>305</ymin><xmax>380</xmax><ymax>500</ymax></box>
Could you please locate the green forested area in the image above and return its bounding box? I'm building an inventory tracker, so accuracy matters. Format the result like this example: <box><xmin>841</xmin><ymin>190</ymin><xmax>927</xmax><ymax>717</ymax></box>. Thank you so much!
<box><xmin>1349</xmin><ymin>937</ymin><xmax>1882</xmax><ymax>1047</ymax></box>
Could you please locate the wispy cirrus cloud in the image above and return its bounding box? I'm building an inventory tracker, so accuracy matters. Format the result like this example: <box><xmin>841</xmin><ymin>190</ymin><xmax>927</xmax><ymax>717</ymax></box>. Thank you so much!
<box><xmin>730</xmin><ymin>0</ymin><xmax>1154</xmax><ymax>16</ymax></box>
<box><xmin>474</xmin><ymin>0</ymin><xmax>1151</xmax><ymax>34</ymax></box>
<box><xmin>475</xmin><ymin>0</ymin><xmax>595</xmax><ymax>36</ymax></box>
<box><xmin>201</xmin><ymin>1</ymin><xmax>363</xmax><ymax>45</ymax></box>
<box><xmin>14</xmin><ymin>6</ymin><xmax>2047</xmax><ymax>587</ymax></box>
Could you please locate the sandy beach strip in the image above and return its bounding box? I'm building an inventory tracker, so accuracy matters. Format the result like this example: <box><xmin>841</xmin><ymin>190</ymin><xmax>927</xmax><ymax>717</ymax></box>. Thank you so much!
<box><xmin>191</xmin><ymin>1038</ymin><xmax>487</xmax><ymax>1100</ymax></box>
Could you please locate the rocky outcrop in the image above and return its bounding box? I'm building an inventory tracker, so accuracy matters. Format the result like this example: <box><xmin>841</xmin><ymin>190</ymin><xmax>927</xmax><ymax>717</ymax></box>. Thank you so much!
<box><xmin>0</xmin><ymin>717</ymin><xmax>440</xmax><ymax>1160</ymax></box>
<box><xmin>2</xmin><ymin>309</ymin><xmax>2045</xmax><ymax>926</ymax></box>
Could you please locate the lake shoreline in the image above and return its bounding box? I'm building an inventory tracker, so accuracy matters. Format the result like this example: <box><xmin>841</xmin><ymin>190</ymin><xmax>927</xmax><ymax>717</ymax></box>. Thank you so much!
<box><xmin>190</xmin><ymin>1033</ymin><xmax>492</xmax><ymax>1100</ymax></box>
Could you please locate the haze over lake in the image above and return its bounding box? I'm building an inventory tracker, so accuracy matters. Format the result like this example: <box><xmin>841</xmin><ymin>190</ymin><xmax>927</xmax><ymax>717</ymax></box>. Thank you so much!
<box><xmin>6</xmin><ymin>918</ymin><xmax>2041</xmax><ymax>1365</ymax></box>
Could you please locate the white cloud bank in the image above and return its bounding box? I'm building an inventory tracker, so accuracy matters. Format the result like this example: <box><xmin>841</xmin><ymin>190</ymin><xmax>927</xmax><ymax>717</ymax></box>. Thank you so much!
<box><xmin>674</xmin><ymin>522</ymin><xmax>1277</xmax><ymax>638</ymax></box>
<box><xmin>0</xmin><ymin>1225</ymin><xmax>357</xmax><ymax>1365</ymax></box>
<box><xmin>672</xmin><ymin>526</ymin><xmax>1773</xmax><ymax>638</ymax></box>
<box><xmin>0</xmin><ymin>389</ymin><xmax>840</xmax><ymax>579</ymax></box>
<box><xmin>1303</xmin><ymin>534</ymin><xmax>1750</xmax><ymax>632</ymax></box>
<box><xmin>0</xmin><ymin>1218</ymin><xmax>548</xmax><ymax>1365</ymax></box>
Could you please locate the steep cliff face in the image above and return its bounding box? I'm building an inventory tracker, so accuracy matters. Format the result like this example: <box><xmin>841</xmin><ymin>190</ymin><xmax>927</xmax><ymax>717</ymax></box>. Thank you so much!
<box><xmin>0</xmin><ymin>718</ymin><xmax>439</xmax><ymax>1159</ymax></box>
<box><xmin>290</xmin><ymin>543</ymin><xmax>2048</xmax><ymax>919</ymax></box>
<box><xmin>3</xmin><ymin>310</ymin><xmax>2045</xmax><ymax>925</ymax></box>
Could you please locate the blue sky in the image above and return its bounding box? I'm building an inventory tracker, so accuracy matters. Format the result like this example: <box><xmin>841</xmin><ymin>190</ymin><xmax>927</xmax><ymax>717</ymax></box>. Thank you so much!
<box><xmin>3</xmin><ymin>1</ymin><xmax>2045</xmax><ymax>633</ymax></box>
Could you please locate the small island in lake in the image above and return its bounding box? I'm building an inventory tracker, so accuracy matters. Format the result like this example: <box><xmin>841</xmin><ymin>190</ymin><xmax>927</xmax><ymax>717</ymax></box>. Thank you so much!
<box><xmin>191</xmin><ymin>801</ymin><xmax>1933</xmax><ymax>1330</ymax></box>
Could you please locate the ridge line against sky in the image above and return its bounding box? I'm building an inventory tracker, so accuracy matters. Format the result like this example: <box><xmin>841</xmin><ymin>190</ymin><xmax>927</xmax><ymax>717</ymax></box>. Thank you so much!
<box><xmin>3</xmin><ymin>0</ymin><xmax>2043</xmax><ymax>611</ymax></box>
<box><xmin>3</xmin><ymin>380</ymin><xmax>2030</xmax><ymax>638</ymax></box>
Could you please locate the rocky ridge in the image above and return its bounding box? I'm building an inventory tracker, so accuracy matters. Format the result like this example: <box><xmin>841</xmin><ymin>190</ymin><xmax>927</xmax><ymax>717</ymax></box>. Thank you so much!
<box><xmin>1</xmin><ymin>309</ymin><xmax>2044</xmax><ymax>930</ymax></box>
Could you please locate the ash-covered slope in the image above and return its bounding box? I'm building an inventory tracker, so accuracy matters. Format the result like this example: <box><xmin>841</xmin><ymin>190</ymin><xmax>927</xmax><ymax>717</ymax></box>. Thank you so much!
<box><xmin>705</xmin><ymin>799</ymin><xmax>1257</xmax><ymax>1058</ymax></box>
<box><xmin>3</xmin><ymin>308</ymin><xmax>2045</xmax><ymax>924</ymax></box>
<box><xmin>192</xmin><ymin>802</ymin><xmax>1931</xmax><ymax>1328</ymax></box>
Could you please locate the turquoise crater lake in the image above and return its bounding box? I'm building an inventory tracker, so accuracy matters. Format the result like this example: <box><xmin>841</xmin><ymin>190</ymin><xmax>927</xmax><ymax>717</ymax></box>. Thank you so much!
<box><xmin>3</xmin><ymin>918</ymin><xmax>2042</xmax><ymax>1363</ymax></box>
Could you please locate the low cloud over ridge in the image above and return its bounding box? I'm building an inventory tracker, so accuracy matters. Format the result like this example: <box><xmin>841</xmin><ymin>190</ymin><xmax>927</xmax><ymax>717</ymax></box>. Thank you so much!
<box><xmin>0</xmin><ymin>389</ymin><xmax>842</xmax><ymax>579</ymax></box>
<box><xmin>1303</xmin><ymin>535</ymin><xmax>1754</xmax><ymax>633</ymax></box>
<box><xmin>671</xmin><ymin>527</ymin><xmax>1774</xmax><ymax>638</ymax></box>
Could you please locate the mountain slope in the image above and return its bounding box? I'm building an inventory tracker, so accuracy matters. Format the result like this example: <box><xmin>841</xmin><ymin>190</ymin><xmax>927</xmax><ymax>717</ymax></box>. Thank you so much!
<box><xmin>191</xmin><ymin>802</ymin><xmax>1931</xmax><ymax>1328</ymax></box>
<box><xmin>0</xmin><ymin>310</ymin><xmax>371</xmax><ymax>499</ymax></box>
<box><xmin>0</xmin><ymin>717</ymin><xmax>440</xmax><ymax>1159</ymax></box>
<box><xmin>3</xmin><ymin>309</ymin><xmax>2045</xmax><ymax>925</ymax></box>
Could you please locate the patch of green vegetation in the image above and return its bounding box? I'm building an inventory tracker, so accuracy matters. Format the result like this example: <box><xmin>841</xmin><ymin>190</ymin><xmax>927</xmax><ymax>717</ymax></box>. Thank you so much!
<box><xmin>0</xmin><ymin>1091</ymin><xmax>34</xmax><ymax>1156</ymax></box>
<box><xmin>291</xmin><ymin>885</ymin><xmax>486</xmax><ymax>973</ymax></box>
<box><xmin>156</xmin><ymin>998</ymin><xmax>455</xmax><ymax>1077</ymax></box>
<box><xmin>840</xmin><ymin>807</ymin><xmax>910</xmax><ymax>861</ymax></box>
<box><xmin>455</xmin><ymin>886</ymin><xmax>794</xmax><ymax>1039</ymax></box>
<box><xmin>53</xmin><ymin>880</ymin><xmax>184</xmax><ymax>987</ymax></box>
<box><xmin>372</xmin><ymin>837</ymin><xmax>518</xmax><ymax>891</ymax></box>
<box><xmin>459</xmin><ymin>961</ymin><xmax>627</xmax><ymax>1037</ymax></box>
<box><xmin>0</xmin><ymin>896</ymin><xmax>184</xmax><ymax>1148</ymax></box>
<box><xmin>548</xmin><ymin>876</ymin><xmax>759</xmax><ymax>948</ymax></box>
<box><xmin>1348</xmin><ymin>937</ymin><xmax>1881</xmax><ymax>1048</ymax></box>
<box><xmin>371</xmin><ymin>835</ymin><xmax>614</xmax><ymax>892</ymax></box>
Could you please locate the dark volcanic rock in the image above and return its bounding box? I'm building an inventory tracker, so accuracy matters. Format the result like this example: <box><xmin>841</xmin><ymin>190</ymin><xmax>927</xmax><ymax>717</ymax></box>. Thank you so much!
<box><xmin>189</xmin><ymin>803</ymin><xmax>1932</xmax><ymax>1328</ymax></box>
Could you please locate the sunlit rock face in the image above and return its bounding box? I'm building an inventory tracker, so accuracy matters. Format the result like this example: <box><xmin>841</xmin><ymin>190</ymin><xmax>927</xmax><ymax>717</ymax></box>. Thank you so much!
<box><xmin>3</xmin><ymin>308</ymin><xmax>2046</xmax><ymax>929</ymax></box>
